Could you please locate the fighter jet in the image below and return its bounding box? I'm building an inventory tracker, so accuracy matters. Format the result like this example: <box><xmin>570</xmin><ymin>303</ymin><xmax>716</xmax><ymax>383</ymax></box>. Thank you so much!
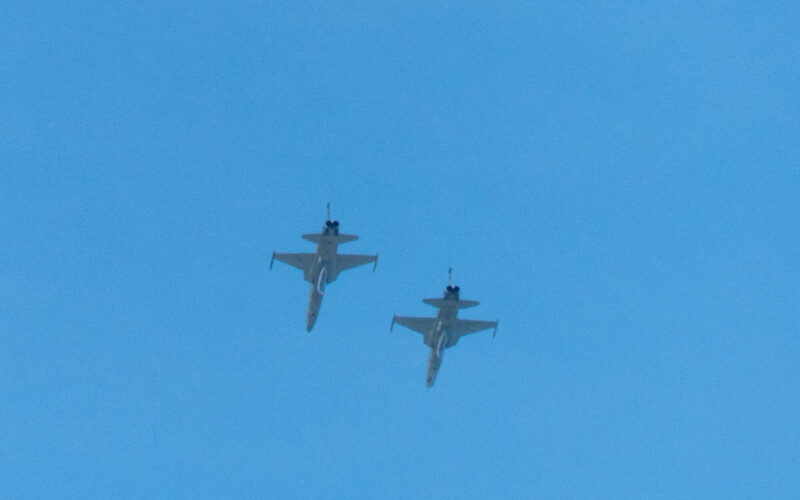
<box><xmin>391</xmin><ymin>269</ymin><xmax>498</xmax><ymax>387</ymax></box>
<box><xmin>271</xmin><ymin>204</ymin><xmax>378</xmax><ymax>331</ymax></box>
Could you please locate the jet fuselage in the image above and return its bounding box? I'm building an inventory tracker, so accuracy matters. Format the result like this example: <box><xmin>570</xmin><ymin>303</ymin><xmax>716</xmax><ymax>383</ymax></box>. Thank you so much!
<box><xmin>425</xmin><ymin>286</ymin><xmax>461</xmax><ymax>386</ymax></box>
<box><xmin>272</xmin><ymin>211</ymin><xmax>376</xmax><ymax>332</ymax></box>
<box><xmin>392</xmin><ymin>278</ymin><xmax>496</xmax><ymax>387</ymax></box>
<box><xmin>305</xmin><ymin>224</ymin><xmax>341</xmax><ymax>331</ymax></box>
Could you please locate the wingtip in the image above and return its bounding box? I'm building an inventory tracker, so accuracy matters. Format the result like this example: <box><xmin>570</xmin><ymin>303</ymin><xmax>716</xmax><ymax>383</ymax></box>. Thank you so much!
<box><xmin>270</xmin><ymin>251</ymin><xmax>275</xmax><ymax>270</ymax></box>
<box><xmin>373</xmin><ymin>253</ymin><xmax>379</xmax><ymax>272</ymax></box>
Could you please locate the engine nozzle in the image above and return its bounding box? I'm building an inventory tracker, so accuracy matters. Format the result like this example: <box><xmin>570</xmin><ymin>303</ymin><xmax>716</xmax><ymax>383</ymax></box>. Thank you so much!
<box><xmin>323</xmin><ymin>220</ymin><xmax>340</xmax><ymax>235</ymax></box>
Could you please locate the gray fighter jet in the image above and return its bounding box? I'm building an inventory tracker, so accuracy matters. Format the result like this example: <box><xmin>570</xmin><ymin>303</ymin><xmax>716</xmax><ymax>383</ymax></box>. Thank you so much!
<box><xmin>271</xmin><ymin>205</ymin><xmax>378</xmax><ymax>331</ymax></box>
<box><xmin>391</xmin><ymin>269</ymin><xmax>498</xmax><ymax>387</ymax></box>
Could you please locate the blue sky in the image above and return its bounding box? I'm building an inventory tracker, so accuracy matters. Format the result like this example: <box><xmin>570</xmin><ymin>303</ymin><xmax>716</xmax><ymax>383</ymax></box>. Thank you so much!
<box><xmin>2</xmin><ymin>2</ymin><xmax>799</xmax><ymax>498</ymax></box>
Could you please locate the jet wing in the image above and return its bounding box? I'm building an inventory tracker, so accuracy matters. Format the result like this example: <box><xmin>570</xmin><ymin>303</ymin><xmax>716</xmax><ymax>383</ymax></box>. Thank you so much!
<box><xmin>271</xmin><ymin>252</ymin><xmax>316</xmax><ymax>281</ymax></box>
<box><xmin>328</xmin><ymin>253</ymin><xmax>378</xmax><ymax>282</ymax></box>
<box><xmin>392</xmin><ymin>316</ymin><xmax>436</xmax><ymax>346</ymax></box>
<box><xmin>446</xmin><ymin>319</ymin><xmax>498</xmax><ymax>347</ymax></box>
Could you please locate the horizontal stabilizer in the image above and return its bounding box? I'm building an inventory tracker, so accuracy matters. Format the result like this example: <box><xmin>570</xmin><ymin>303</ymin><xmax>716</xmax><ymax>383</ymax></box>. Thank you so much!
<box><xmin>423</xmin><ymin>298</ymin><xmax>480</xmax><ymax>309</ymax></box>
<box><xmin>302</xmin><ymin>233</ymin><xmax>359</xmax><ymax>245</ymax></box>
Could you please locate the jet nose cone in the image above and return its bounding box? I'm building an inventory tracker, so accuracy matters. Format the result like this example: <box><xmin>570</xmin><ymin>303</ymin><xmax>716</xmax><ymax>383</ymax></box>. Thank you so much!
<box><xmin>306</xmin><ymin>313</ymin><xmax>317</xmax><ymax>331</ymax></box>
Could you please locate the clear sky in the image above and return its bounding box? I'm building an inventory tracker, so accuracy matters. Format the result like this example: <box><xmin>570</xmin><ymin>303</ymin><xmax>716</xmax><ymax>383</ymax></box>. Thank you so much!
<box><xmin>2</xmin><ymin>2</ymin><xmax>799</xmax><ymax>498</ymax></box>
